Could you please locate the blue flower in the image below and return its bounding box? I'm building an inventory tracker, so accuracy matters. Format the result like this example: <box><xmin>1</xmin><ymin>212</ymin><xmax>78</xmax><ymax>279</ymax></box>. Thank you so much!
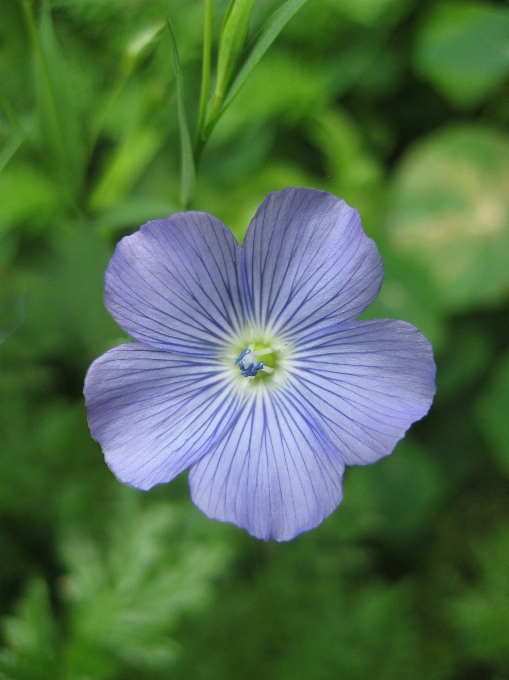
<box><xmin>84</xmin><ymin>188</ymin><xmax>436</xmax><ymax>541</ymax></box>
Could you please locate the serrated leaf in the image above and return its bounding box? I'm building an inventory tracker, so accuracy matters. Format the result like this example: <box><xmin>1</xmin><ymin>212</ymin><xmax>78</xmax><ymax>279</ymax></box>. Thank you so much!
<box><xmin>388</xmin><ymin>126</ymin><xmax>509</xmax><ymax>310</ymax></box>
<box><xmin>0</xmin><ymin>579</ymin><xmax>58</xmax><ymax>680</ymax></box>
<box><xmin>60</xmin><ymin>497</ymin><xmax>228</xmax><ymax>674</ymax></box>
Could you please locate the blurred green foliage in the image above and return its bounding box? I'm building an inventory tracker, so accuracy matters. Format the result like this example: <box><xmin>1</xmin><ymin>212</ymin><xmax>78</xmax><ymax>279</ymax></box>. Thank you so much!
<box><xmin>1</xmin><ymin>0</ymin><xmax>509</xmax><ymax>678</ymax></box>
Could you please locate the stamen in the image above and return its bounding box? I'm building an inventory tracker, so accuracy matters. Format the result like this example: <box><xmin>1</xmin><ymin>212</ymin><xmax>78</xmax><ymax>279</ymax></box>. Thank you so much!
<box><xmin>252</xmin><ymin>347</ymin><xmax>274</xmax><ymax>357</ymax></box>
<box><xmin>235</xmin><ymin>347</ymin><xmax>267</xmax><ymax>378</ymax></box>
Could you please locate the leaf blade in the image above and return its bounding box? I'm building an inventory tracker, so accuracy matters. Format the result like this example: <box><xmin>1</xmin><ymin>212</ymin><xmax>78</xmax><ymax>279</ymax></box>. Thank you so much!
<box><xmin>166</xmin><ymin>18</ymin><xmax>196</xmax><ymax>209</ymax></box>
<box><xmin>205</xmin><ymin>0</ymin><xmax>309</xmax><ymax>133</ymax></box>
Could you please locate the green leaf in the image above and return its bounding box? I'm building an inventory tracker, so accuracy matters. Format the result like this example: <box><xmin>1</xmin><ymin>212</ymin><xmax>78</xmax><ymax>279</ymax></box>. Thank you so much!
<box><xmin>61</xmin><ymin>495</ymin><xmax>228</xmax><ymax>675</ymax></box>
<box><xmin>166</xmin><ymin>18</ymin><xmax>196</xmax><ymax>209</ymax></box>
<box><xmin>0</xmin><ymin>285</ymin><xmax>24</xmax><ymax>347</ymax></box>
<box><xmin>214</xmin><ymin>0</ymin><xmax>257</xmax><ymax>105</ymax></box>
<box><xmin>89</xmin><ymin>127</ymin><xmax>162</xmax><ymax>211</ymax></box>
<box><xmin>388</xmin><ymin>126</ymin><xmax>509</xmax><ymax>310</ymax></box>
<box><xmin>338</xmin><ymin>440</ymin><xmax>445</xmax><ymax>544</ymax></box>
<box><xmin>307</xmin><ymin>108</ymin><xmax>384</xmax><ymax>229</ymax></box>
<box><xmin>415</xmin><ymin>3</ymin><xmax>509</xmax><ymax>108</ymax></box>
<box><xmin>0</xmin><ymin>163</ymin><xmax>59</xmax><ymax>237</ymax></box>
<box><xmin>451</xmin><ymin>525</ymin><xmax>509</xmax><ymax>670</ymax></box>
<box><xmin>22</xmin><ymin>1</ymin><xmax>85</xmax><ymax>197</ymax></box>
<box><xmin>94</xmin><ymin>198</ymin><xmax>179</xmax><ymax>238</ymax></box>
<box><xmin>0</xmin><ymin>91</ymin><xmax>26</xmax><ymax>171</ymax></box>
<box><xmin>0</xmin><ymin>579</ymin><xmax>59</xmax><ymax>680</ymax></box>
<box><xmin>205</xmin><ymin>0</ymin><xmax>310</xmax><ymax>134</ymax></box>
<box><xmin>123</xmin><ymin>22</ymin><xmax>165</xmax><ymax>74</ymax></box>
<box><xmin>477</xmin><ymin>351</ymin><xmax>509</xmax><ymax>476</ymax></box>
<box><xmin>196</xmin><ymin>0</ymin><xmax>213</xmax><ymax>148</ymax></box>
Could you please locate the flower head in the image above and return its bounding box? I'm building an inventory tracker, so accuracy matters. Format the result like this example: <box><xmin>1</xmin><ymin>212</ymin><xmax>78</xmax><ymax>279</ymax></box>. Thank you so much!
<box><xmin>84</xmin><ymin>188</ymin><xmax>436</xmax><ymax>541</ymax></box>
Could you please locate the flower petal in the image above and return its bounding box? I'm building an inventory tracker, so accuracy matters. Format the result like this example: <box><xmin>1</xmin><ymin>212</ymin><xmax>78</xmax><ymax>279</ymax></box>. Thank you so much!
<box><xmin>84</xmin><ymin>342</ymin><xmax>243</xmax><ymax>490</ymax></box>
<box><xmin>189</xmin><ymin>389</ymin><xmax>345</xmax><ymax>541</ymax></box>
<box><xmin>291</xmin><ymin>320</ymin><xmax>436</xmax><ymax>465</ymax></box>
<box><xmin>105</xmin><ymin>212</ymin><xmax>244</xmax><ymax>356</ymax></box>
<box><xmin>241</xmin><ymin>187</ymin><xmax>383</xmax><ymax>338</ymax></box>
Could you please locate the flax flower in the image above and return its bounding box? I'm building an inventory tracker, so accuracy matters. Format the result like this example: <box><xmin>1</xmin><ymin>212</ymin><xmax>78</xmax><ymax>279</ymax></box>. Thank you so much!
<box><xmin>84</xmin><ymin>188</ymin><xmax>436</xmax><ymax>541</ymax></box>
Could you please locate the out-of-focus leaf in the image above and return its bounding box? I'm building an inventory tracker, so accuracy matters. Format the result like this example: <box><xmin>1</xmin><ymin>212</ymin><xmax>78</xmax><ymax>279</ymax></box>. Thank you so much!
<box><xmin>124</xmin><ymin>22</ymin><xmax>165</xmax><ymax>74</ymax></box>
<box><xmin>338</xmin><ymin>0</ymin><xmax>409</xmax><ymax>26</ymax></box>
<box><xmin>211</xmin><ymin>51</ymin><xmax>329</xmax><ymax>146</ymax></box>
<box><xmin>196</xmin><ymin>0</ymin><xmax>212</xmax><ymax>150</ymax></box>
<box><xmin>47</xmin><ymin>221</ymin><xmax>120</xmax><ymax>361</ymax></box>
<box><xmin>0</xmin><ymin>290</ymin><xmax>24</xmax><ymax>346</ymax></box>
<box><xmin>361</xmin><ymin>243</ymin><xmax>445</xmax><ymax>349</ymax></box>
<box><xmin>338</xmin><ymin>440</ymin><xmax>445</xmax><ymax>544</ymax></box>
<box><xmin>435</xmin><ymin>324</ymin><xmax>491</xmax><ymax>402</ymax></box>
<box><xmin>0</xmin><ymin>232</ymin><xmax>18</xmax><ymax>272</ymax></box>
<box><xmin>166</xmin><ymin>18</ymin><xmax>195</xmax><ymax>209</ymax></box>
<box><xmin>0</xmin><ymin>579</ymin><xmax>58</xmax><ymax>680</ymax></box>
<box><xmin>415</xmin><ymin>3</ymin><xmax>509</xmax><ymax>108</ymax></box>
<box><xmin>95</xmin><ymin>198</ymin><xmax>178</xmax><ymax>237</ymax></box>
<box><xmin>451</xmin><ymin>524</ymin><xmax>509</xmax><ymax>671</ymax></box>
<box><xmin>89</xmin><ymin>127</ymin><xmax>162</xmax><ymax>211</ymax></box>
<box><xmin>23</xmin><ymin>1</ymin><xmax>85</xmax><ymax>195</ymax></box>
<box><xmin>388</xmin><ymin>126</ymin><xmax>509</xmax><ymax>310</ymax></box>
<box><xmin>307</xmin><ymin>108</ymin><xmax>384</xmax><ymax>230</ymax></box>
<box><xmin>477</xmin><ymin>351</ymin><xmax>509</xmax><ymax>476</ymax></box>
<box><xmin>61</xmin><ymin>496</ymin><xmax>228</xmax><ymax>675</ymax></box>
<box><xmin>0</xmin><ymin>91</ymin><xmax>26</xmax><ymax>171</ymax></box>
<box><xmin>0</xmin><ymin>164</ymin><xmax>59</xmax><ymax>236</ymax></box>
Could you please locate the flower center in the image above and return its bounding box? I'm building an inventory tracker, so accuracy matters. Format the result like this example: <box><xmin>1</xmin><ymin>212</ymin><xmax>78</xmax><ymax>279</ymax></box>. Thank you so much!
<box><xmin>235</xmin><ymin>345</ymin><xmax>276</xmax><ymax>379</ymax></box>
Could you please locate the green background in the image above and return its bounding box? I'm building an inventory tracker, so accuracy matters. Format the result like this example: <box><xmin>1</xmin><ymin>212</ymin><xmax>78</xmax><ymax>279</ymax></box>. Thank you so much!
<box><xmin>2</xmin><ymin>0</ymin><xmax>509</xmax><ymax>678</ymax></box>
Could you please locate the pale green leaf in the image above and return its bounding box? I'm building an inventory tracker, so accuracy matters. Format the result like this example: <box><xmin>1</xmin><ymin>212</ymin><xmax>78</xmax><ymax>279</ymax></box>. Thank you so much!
<box><xmin>388</xmin><ymin>126</ymin><xmax>509</xmax><ymax>310</ymax></box>
<box><xmin>214</xmin><ymin>0</ymin><xmax>257</xmax><ymax>104</ymax></box>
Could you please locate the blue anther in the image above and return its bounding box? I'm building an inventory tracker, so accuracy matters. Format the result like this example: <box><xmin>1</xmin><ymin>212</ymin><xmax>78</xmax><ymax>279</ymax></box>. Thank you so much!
<box><xmin>235</xmin><ymin>348</ymin><xmax>250</xmax><ymax>365</ymax></box>
<box><xmin>235</xmin><ymin>348</ymin><xmax>265</xmax><ymax>378</ymax></box>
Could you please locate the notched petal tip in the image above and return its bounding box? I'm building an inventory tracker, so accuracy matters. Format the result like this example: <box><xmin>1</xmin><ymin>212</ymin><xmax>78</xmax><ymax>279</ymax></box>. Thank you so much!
<box><xmin>242</xmin><ymin>187</ymin><xmax>384</xmax><ymax>337</ymax></box>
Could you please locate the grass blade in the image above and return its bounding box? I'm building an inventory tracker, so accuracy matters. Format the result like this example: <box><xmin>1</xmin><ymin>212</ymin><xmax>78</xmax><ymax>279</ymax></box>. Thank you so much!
<box><xmin>196</xmin><ymin>0</ymin><xmax>213</xmax><ymax>148</ymax></box>
<box><xmin>166</xmin><ymin>18</ymin><xmax>196</xmax><ymax>209</ymax></box>
<box><xmin>205</xmin><ymin>0</ymin><xmax>309</xmax><ymax>134</ymax></box>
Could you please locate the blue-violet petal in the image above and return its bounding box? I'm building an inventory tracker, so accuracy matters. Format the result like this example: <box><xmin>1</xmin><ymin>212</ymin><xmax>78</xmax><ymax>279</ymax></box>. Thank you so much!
<box><xmin>105</xmin><ymin>212</ymin><xmax>244</xmax><ymax>356</ymax></box>
<box><xmin>291</xmin><ymin>319</ymin><xmax>436</xmax><ymax>465</ymax></box>
<box><xmin>189</xmin><ymin>389</ymin><xmax>345</xmax><ymax>541</ymax></box>
<box><xmin>84</xmin><ymin>342</ymin><xmax>243</xmax><ymax>489</ymax></box>
<box><xmin>241</xmin><ymin>187</ymin><xmax>384</xmax><ymax>339</ymax></box>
